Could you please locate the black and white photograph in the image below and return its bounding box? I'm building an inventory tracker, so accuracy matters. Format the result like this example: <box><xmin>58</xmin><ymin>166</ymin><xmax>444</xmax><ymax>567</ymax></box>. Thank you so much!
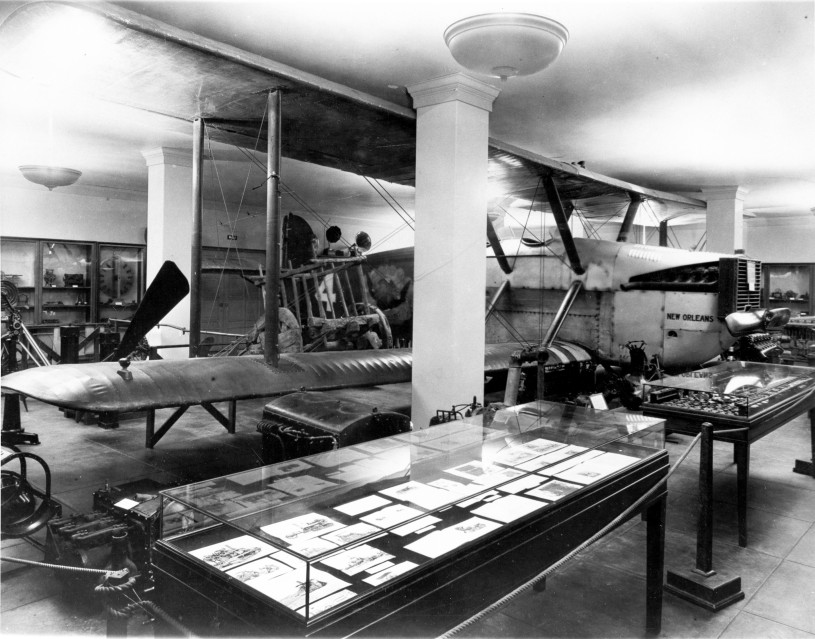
<box><xmin>1</xmin><ymin>1</ymin><xmax>813</xmax><ymax>637</ymax></box>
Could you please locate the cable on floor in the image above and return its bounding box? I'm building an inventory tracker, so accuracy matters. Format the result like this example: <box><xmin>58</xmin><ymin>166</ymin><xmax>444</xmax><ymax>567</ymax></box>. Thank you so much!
<box><xmin>1</xmin><ymin>555</ymin><xmax>196</xmax><ymax>636</ymax></box>
<box><xmin>437</xmin><ymin>431</ymin><xmax>702</xmax><ymax>639</ymax></box>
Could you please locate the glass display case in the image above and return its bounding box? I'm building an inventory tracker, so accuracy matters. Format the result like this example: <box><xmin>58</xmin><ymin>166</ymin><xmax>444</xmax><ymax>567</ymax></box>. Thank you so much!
<box><xmin>97</xmin><ymin>244</ymin><xmax>145</xmax><ymax>322</ymax></box>
<box><xmin>1</xmin><ymin>237</ymin><xmax>146</xmax><ymax>328</ymax></box>
<box><xmin>643</xmin><ymin>361</ymin><xmax>815</xmax><ymax>423</ymax></box>
<box><xmin>0</xmin><ymin>238</ymin><xmax>37</xmax><ymax>326</ymax></box>
<box><xmin>764</xmin><ymin>263</ymin><xmax>813</xmax><ymax>316</ymax></box>
<box><xmin>156</xmin><ymin>402</ymin><xmax>665</xmax><ymax>629</ymax></box>
<box><xmin>41</xmin><ymin>241</ymin><xmax>93</xmax><ymax>325</ymax></box>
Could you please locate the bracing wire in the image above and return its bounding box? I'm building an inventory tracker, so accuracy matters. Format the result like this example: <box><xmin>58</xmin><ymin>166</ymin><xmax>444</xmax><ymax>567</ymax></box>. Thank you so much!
<box><xmin>201</xmin><ymin>116</ymin><xmax>267</xmax><ymax>331</ymax></box>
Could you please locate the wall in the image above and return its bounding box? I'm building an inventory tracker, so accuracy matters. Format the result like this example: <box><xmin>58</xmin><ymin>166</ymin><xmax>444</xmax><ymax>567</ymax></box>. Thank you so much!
<box><xmin>745</xmin><ymin>216</ymin><xmax>815</xmax><ymax>264</ymax></box>
<box><xmin>1</xmin><ymin>182</ymin><xmax>147</xmax><ymax>244</ymax></box>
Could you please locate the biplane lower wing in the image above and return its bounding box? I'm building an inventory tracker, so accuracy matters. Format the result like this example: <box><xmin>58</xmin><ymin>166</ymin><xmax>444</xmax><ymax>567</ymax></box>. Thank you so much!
<box><xmin>1</xmin><ymin>343</ymin><xmax>541</xmax><ymax>414</ymax></box>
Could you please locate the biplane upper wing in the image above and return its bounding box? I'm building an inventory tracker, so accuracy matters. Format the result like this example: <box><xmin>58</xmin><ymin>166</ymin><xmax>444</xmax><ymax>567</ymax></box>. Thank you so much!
<box><xmin>0</xmin><ymin>3</ymin><xmax>705</xmax><ymax>415</ymax></box>
<box><xmin>0</xmin><ymin>1</ymin><xmax>706</xmax><ymax>214</ymax></box>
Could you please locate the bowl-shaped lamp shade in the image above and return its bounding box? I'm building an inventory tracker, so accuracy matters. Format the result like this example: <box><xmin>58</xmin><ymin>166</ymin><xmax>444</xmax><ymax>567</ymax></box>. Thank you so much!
<box><xmin>444</xmin><ymin>13</ymin><xmax>569</xmax><ymax>80</ymax></box>
<box><xmin>19</xmin><ymin>165</ymin><xmax>82</xmax><ymax>190</ymax></box>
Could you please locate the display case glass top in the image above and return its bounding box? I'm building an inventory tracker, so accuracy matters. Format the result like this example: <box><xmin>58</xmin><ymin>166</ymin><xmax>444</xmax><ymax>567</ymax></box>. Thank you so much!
<box><xmin>643</xmin><ymin>361</ymin><xmax>815</xmax><ymax>422</ymax></box>
<box><xmin>158</xmin><ymin>401</ymin><xmax>664</xmax><ymax>626</ymax></box>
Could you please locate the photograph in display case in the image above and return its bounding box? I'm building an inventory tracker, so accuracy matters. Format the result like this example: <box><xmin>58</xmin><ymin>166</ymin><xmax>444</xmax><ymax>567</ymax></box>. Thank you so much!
<box><xmin>526</xmin><ymin>479</ymin><xmax>582</xmax><ymax>502</ymax></box>
<box><xmin>189</xmin><ymin>535</ymin><xmax>277</xmax><ymax>571</ymax></box>
<box><xmin>261</xmin><ymin>513</ymin><xmax>345</xmax><ymax>545</ymax></box>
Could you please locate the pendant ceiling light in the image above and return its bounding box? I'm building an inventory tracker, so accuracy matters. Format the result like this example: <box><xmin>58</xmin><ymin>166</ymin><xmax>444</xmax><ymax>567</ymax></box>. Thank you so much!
<box><xmin>18</xmin><ymin>165</ymin><xmax>82</xmax><ymax>190</ymax></box>
<box><xmin>444</xmin><ymin>13</ymin><xmax>569</xmax><ymax>81</ymax></box>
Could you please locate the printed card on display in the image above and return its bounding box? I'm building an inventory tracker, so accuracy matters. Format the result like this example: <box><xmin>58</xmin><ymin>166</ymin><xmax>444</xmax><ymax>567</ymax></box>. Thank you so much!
<box><xmin>266</xmin><ymin>459</ymin><xmax>312</xmax><ymax>476</ymax></box>
<box><xmin>378</xmin><ymin>481</ymin><xmax>457</xmax><ymax>510</ymax></box>
<box><xmin>391</xmin><ymin>515</ymin><xmax>442</xmax><ymax>537</ymax></box>
<box><xmin>261</xmin><ymin>513</ymin><xmax>345</xmax><ymax>544</ymax></box>
<box><xmin>496</xmin><ymin>474</ymin><xmax>545</xmax><ymax>494</ymax></box>
<box><xmin>471</xmin><ymin>494</ymin><xmax>548</xmax><ymax>523</ymax></box>
<box><xmin>226</xmin><ymin>555</ymin><xmax>292</xmax><ymax>585</ymax></box>
<box><xmin>270</xmin><ymin>475</ymin><xmax>339</xmax><ymax>497</ymax></box>
<box><xmin>334</xmin><ymin>494</ymin><xmax>391</xmax><ymax>517</ymax></box>
<box><xmin>189</xmin><ymin>535</ymin><xmax>277</xmax><ymax>572</ymax></box>
<box><xmin>525</xmin><ymin>479</ymin><xmax>581</xmax><ymax>502</ymax></box>
<box><xmin>287</xmin><ymin>537</ymin><xmax>338</xmax><ymax>558</ymax></box>
<box><xmin>362</xmin><ymin>561</ymin><xmax>418</xmax><ymax>586</ymax></box>
<box><xmin>320</xmin><ymin>543</ymin><xmax>394</xmax><ymax>576</ymax></box>
<box><xmin>296</xmin><ymin>588</ymin><xmax>356</xmax><ymax>618</ymax></box>
<box><xmin>405</xmin><ymin>517</ymin><xmax>501</xmax><ymax>558</ymax></box>
<box><xmin>360</xmin><ymin>504</ymin><xmax>425</xmax><ymax>529</ymax></box>
<box><xmin>320</xmin><ymin>522</ymin><xmax>381</xmax><ymax>546</ymax></box>
<box><xmin>249</xmin><ymin>566</ymin><xmax>350</xmax><ymax>612</ymax></box>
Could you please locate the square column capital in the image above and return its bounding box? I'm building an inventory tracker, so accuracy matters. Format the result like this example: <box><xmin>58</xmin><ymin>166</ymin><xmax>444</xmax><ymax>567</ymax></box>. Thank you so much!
<box><xmin>408</xmin><ymin>72</ymin><xmax>500</xmax><ymax>112</ymax></box>
<box><xmin>142</xmin><ymin>147</ymin><xmax>193</xmax><ymax>169</ymax></box>
<box><xmin>702</xmin><ymin>186</ymin><xmax>749</xmax><ymax>203</ymax></box>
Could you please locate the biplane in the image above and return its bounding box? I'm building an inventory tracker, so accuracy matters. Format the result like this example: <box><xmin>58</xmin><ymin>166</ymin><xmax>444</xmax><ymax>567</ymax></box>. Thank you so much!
<box><xmin>0</xmin><ymin>2</ymin><xmax>787</xmax><ymax>442</ymax></box>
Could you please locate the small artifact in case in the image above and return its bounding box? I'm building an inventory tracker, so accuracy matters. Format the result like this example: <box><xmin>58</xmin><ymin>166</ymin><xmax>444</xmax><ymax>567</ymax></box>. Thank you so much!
<box><xmin>63</xmin><ymin>274</ymin><xmax>84</xmax><ymax>287</ymax></box>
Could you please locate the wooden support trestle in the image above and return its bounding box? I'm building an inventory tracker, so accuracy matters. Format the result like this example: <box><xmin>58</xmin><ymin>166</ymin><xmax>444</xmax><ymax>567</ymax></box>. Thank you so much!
<box><xmin>145</xmin><ymin>399</ymin><xmax>237</xmax><ymax>448</ymax></box>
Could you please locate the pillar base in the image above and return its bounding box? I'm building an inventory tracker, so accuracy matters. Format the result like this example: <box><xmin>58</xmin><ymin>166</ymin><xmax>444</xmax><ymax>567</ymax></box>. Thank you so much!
<box><xmin>793</xmin><ymin>458</ymin><xmax>814</xmax><ymax>477</ymax></box>
<box><xmin>664</xmin><ymin>568</ymin><xmax>744</xmax><ymax>611</ymax></box>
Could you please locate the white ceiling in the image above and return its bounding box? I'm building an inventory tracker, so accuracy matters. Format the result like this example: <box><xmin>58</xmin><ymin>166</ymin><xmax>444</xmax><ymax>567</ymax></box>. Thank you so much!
<box><xmin>1</xmin><ymin>0</ymin><xmax>814</xmax><ymax>225</ymax></box>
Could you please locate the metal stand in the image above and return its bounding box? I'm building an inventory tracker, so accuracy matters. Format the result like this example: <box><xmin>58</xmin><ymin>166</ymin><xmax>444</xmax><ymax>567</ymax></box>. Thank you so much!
<box><xmin>664</xmin><ymin>423</ymin><xmax>744</xmax><ymax>610</ymax></box>
<box><xmin>792</xmin><ymin>407</ymin><xmax>815</xmax><ymax>478</ymax></box>
<box><xmin>1</xmin><ymin>335</ymin><xmax>40</xmax><ymax>446</ymax></box>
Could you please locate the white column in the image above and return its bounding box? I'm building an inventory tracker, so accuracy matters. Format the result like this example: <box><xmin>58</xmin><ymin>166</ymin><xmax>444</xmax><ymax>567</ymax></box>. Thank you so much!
<box><xmin>142</xmin><ymin>148</ymin><xmax>193</xmax><ymax>360</ymax></box>
<box><xmin>407</xmin><ymin>73</ymin><xmax>500</xmax><ymax>428</ymax></box>
<box><xmin>703</xmin><ymin>186</ymin><xmax>747</xmax><ymax>254</ymax></box>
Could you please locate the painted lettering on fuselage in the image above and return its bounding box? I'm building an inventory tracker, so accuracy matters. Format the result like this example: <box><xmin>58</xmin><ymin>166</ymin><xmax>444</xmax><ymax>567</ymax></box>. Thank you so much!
<box><xmin>666</xmin><ymin>312</ymin><xmax>714</xmax><ymax>323</ymax></box>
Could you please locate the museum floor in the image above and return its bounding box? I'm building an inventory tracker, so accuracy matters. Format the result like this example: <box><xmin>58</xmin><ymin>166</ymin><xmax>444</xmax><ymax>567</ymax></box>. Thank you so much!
<box><xmin>2</xmin><ymin>392</ymin><xmax>814</xmax><ymax>638</ymax></box>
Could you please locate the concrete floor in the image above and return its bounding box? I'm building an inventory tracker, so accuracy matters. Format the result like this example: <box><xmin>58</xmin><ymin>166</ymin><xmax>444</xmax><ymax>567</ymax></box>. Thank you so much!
<box><xmin>2</xmin><ymin>394</ymin><xmax>815</xmax><ymax>638</ymax></box>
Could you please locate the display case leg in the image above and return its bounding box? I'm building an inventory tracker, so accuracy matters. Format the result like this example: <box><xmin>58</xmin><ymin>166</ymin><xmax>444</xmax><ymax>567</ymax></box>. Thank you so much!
<box><xmin>792</xmin><ymin>407</ymin><xmax>815</xmax><ymax>478</ymax></box>
<box><xmin>645</xmin><ymin>493</ymin><xmax>666</xmax><ymax>636</ymax></box>
<box><xmin>735</xmin><ymin>442</ymin><xmax>749</xmax><ymax>547</ymax></box>
<box><xmin>665</xmin><ymin>422</ymin><xmax>744</xmax><ymax>611</ymax></box>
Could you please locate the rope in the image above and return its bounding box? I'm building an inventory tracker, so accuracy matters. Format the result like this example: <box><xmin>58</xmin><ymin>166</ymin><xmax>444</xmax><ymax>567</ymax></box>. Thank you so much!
<box><xmin>438</xmin><ymin>431</ymin><xmax>702</xmax><ymax>639</ymax></box>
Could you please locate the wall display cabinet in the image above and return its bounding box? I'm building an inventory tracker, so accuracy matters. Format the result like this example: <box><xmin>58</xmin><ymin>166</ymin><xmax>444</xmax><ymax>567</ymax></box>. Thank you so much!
<box><xmin>764</xmin><ymin>263</ymin><xmax>813</xmax><ymax>317</ymax></box>
<box><xmin>0</xmin><ymin>238</ymin><xmax>38</xmax><ymax>327</ymax></box>
<box><xmin>0</xmin><ymin>237</ymin><xmax>145</xmax><ymax>327</ymax></box>
<box><xmin>41</xmin><ymin>241</ymin><xmax>94</xmax><ymax>325</ymax></box>
<box><xmin>154</xmin><ymin>402</ymin><xmax>668</xmax><ymax>636</ymax></box>
<box><xmin>97</xmin><ymin>245</ymin><xmax>145</xmax><ymax>322</ymax></box>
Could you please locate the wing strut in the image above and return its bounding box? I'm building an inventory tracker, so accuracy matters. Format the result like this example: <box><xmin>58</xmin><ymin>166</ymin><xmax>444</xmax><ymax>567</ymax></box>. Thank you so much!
<box><xmin>616</xmin><ymin>193</ymin><xmax>643</xmax><ymax>243</ymax></box>
<box><xmin>487</xmin><ymin>217</ymin><xmax>513</xmax><ymax>274</ymax></box>
<box><xmin>189</xmin><ymin>117</ymin><xmax>204</xmax><ymax>356</ymax></box>
<box><xmin>264</xmin><ymin>90</ymin><xmax>283</xmax><ymax>367</ymax></box>
<box><xmin>542</xmin><ymin>175</ymin><xmax>584</xmax><ymax>275</ymax></box>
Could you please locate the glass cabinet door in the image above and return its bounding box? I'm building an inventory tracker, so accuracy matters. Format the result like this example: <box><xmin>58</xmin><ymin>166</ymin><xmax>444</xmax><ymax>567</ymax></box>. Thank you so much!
<box><xmin>97</xmin><ymin>245</ymin><xmax>145</xmax><ymax>322</ymax></box>
<box><xmin>766</xmin><ymin>264</ymin><xmax>812</xmax><ymax>316</ymax></box>
<box><xmin>1</xmin><ymin>238</ymin><xmax>38</xmax><ymax>326</ymax></box>
<box><xmin>40</xmin><ymin>241</ymin><xmax>93</xmax><ymax>325</ymax></box>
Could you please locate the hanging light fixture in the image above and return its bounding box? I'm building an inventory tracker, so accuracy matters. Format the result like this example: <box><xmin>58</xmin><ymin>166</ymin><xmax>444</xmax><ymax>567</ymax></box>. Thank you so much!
<box><xmin>444</xmin><ymin>13</ymin><xmax>569</xmax><ymax>81</ymax></box>
<box><xmin>18</xmin><ymin>165</ymin><xmax>82</xmax><ymax>190</ymax></box>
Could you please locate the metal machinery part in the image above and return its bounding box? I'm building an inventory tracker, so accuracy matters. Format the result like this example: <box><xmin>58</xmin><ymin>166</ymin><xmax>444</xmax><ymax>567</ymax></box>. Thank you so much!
<box><xmin>1</xmin><ymin>447</ymin><xmax>61</xmax><ymax>543</ymax></box>
<box><xmin>257</xmin><ymin>390</ymin><xmax>411</xmax><ymax>464</ymax></box>
<box><xmin>43</xmin><ymin>478</ymin><xmax>165</xmax><ymax>595</ymax></box>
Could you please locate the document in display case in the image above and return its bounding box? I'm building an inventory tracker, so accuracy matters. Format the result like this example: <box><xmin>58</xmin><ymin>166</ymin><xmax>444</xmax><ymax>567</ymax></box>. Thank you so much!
<box><xmin>154</xmin><ymin>401</ymin><xmax>668</xmax><ymax>636</ymax></box>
